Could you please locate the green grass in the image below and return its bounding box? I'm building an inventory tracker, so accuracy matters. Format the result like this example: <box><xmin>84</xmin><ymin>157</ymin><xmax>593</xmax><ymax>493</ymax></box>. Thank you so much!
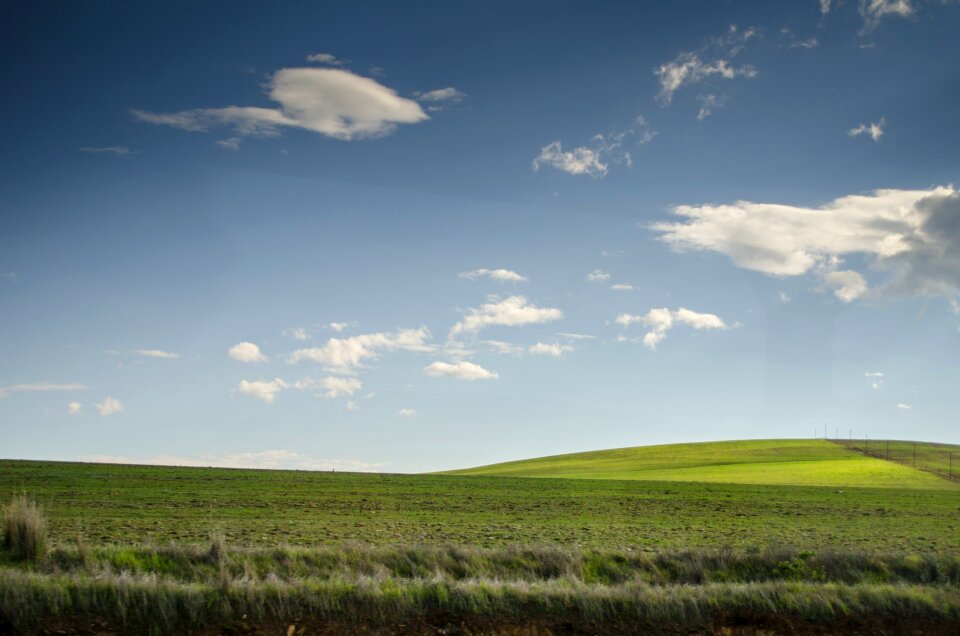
<box><xmin>1</xmin><ymin>457</ymin><xmax>959</xmax><ymax>552</ymax></box>
<box><xmin>840</xmin><ymin>439</ymin><xmax>960</xmax><ymax>479</ymax></box>
<box><xmin>444</xmin><ymin>439</ymin><xmax>957</xmax><ymax>489</ymax></box>
<box><xmin>3</xmin><ymin>544</ymin><xmax>960</xmax><ymax>635</ymax></box>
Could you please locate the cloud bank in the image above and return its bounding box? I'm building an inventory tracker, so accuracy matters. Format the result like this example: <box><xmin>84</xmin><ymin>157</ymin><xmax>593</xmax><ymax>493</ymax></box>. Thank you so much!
<box><xmin>651</xmin><ymin>186</ymin><xmax>960</xmax><ymax>303</ymax></box>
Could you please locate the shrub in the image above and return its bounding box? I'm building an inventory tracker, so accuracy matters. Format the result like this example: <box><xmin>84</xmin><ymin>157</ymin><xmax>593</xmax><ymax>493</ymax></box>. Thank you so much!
<box><xmin>2</xmin><ymin>494</ymin><xmax>48</xmax><ymax>562</ymax></box>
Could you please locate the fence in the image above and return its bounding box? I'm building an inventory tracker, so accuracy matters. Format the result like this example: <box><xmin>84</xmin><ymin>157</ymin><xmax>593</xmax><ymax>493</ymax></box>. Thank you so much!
<box><xmin>829</xmin><ymin>438</ymin><xmax>960</xmax><ymax>484</ymax></box>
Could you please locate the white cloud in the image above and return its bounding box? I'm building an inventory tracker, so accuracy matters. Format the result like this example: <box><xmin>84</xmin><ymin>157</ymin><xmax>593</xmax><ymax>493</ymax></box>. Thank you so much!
<box><xmin>610</xmin><ymin>283</ymin><xmax>634</xmax><ymax>291</ymax></box>
<box><xmin>228</xmin><ymin>342</ymin><xmax>268</xmax><ymax>363</ymax></box>
<box><xmin>415</xmin><ymin>87</ymin><xmax>466</xmax><ymax>110</ymax></box>
<box><xmin>81</xmin><ymin>450</ymin><xmax>385</xmax><ymax>472</ymax></box>
<box><xmin>616</xmin><ymin>307</ymin><xmax>729</xmax><ymax>350</ymax></box>
<box><xmin>484</xmin><ymin>340</ymin><xmax>525</xmax><ymax>356</ymax></box>
<box><xmin>215</xmin><ymin>137</ymin><xmax>242</xmax><ymax>151</ymax></box>
<box><xmin>779</xmin><ymin>291</ymin><xmax>791</xmax><ymax>304</ymax></box>
<box><xmin>587</xmin><ymin>269</ymin><xmax>611</xmax><ymax>282</ymax></box>
<box><xmin>820</xmin><ymin>0</ymin><xmax>833</xmax><ymax>14</ymax></box>
<box><xmin>416</xmin><ymin>87</ymin><xmax>465</xmax><ymax>102</ymax></box>
<box><xmin>865</xmin><ymin>371</ymin><xmax>885</xmax><ymax>377</ymax></box>
<box><xmin>556</xmin><ymin>332</ymin><xmax>596</xmax><ymax>340</ymax></box>
<box><xmin>78</xmin><ymin>146</ymin><xmax>135</xmax><ymax>156</ymax></box>
<box><xmin>532</xmin><ymin>118</ymin><xmax>653</xmax><ymax>178</ymax></box>
<box><xmin>306</xmin><ymin>52</ymin><xmax>345</xmax><ymax>66</ymax></box>
<box><xmin>896</xmin><ymin>402</ymin><xmax>912</xmax><ymax>410</ymax></box>
<box><xmin>284</xmin><ymin>327</ymin><xmax>311</xmax><ymax>341</ymax></box>
<box><xmin>0</xmin><ymin>382</ymin><xmax>87</xmax><ymax>399</ymax></box>
<box><xmin>860</xmin><ymin>0</ymin><xmax>916</xmax><ymax>29</ymax></box>
<box><xmin>824</xmin><ymin>269</ymin><xmax>869</xmax><ymax>302</ymax></box>
<box><xmin>460</xmin><ymin>268</ymin><xmax>528</xmax><ymax>283</ymax></box>
<box><xmin>528</xmin><ymin>342</ymin><xmax>573</xmax><ymax>357</ymax></box>
<box><xmin>696</xmin><ymin>93</ymin><xmax>724</xmax><ymax>120</ymax></box>
<box><xmin>450</xmin><ymin>296</ymin><xmax>563</xmax><ymax>337</ymax></box>
<box><xmin>398</xmin><ymin>408</ymin><xmax>417</xmax><ymax>418</ymax></box>
<box><xmin>655</xmin><ymin>26</ymin><xmax>757</xmax><ymax>106</ymax></box>
<box><xmin>425</xmin><ymin>360</ymin><xmax>499</xmax><ymax>380</ymax></box>
<box><xmin>132</xmin><ymin>67</ymin><xmax>429</xmax><ymax>141</ymax></box>
<box><xmin>656</xmin><ymin>55</ymin><xmax>756</xmax><ymax>104</ymax></box>
<box><xmin>68</xmin><ymin>402</ymin><xmax>82</xmax><ymax>415</ymax></box>
<box><xmin>532</xmin><ymin>141</ymin><xmax>608</xmax><ymax>178</ymax></box>
<box><xmin>236</xmin><ymin>378</ymin><xmax>288</xmax><ymax>403</ymax></box>
<box><xmin>848</xmin><ymin>119</ymin><xmax>884</xmax><ymax>141</ymax></box>
<box><xmin>346</xmin><ymin>401</ymin><xmax>359</xmax><ymax>411</ymax></box>
<box><xmin>866</xmin><ymin>371</ymin><xmax>885</xmax><ymax>389</ymax></box>
<box><xmin>651</xmin><ymin>186</ymin><xmax>960</xmax><ymax>304</ymax></box>
<box><xmin>293</xmin><ymin>376</ymin><xmax>362</xmax><ymax>398</ymax></box>
<box><xmin>135</xmin><ymin>349</ymin><xmax>179</xmax><ymax>359</ymax></box>
<box><xmin>288</xmin><ymin>327</ymin><xmax>432</xmax><ymax>374</ymax></box>
<box><xmin>327</xmin><ymin>322</ymin><xmax>355</xmax><ymax>332</ymax></box>
<box><xmin>95</xmin><ymin>397</ymin><xmax>123</xmax><ymax>416</ymax></box>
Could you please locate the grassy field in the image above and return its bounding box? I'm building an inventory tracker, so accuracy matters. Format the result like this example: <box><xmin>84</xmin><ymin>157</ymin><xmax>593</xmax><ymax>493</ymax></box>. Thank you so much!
<box><xmin>3</xmin><ymin>543</ymin><xmax>960</xmax><ymax>634</ymax></box>
<box><xmin>2</xmin><ymin>440</ymin><xmax>960</xmax><ymax>633</ymax></box>
<box><xmin>444</xmin><ymin>439</ymin><xmax>956</xmax><ymax>489</ymax></box>
<box><xmin>839</xmin><ymin>439</ymin><xmax>960</xmax><ymax>479</ymax></box>
<box><xmin>1</xmin><ymin>454</ymin><xmax>959</xmax><ymax>552</ymax></box>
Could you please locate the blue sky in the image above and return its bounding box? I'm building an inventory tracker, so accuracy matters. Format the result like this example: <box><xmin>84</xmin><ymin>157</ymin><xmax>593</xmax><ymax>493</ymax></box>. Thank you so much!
<box><xmin>2</xmin><ymin>1</ymin><xmax>959</xmax><ymax>472</ymax></box>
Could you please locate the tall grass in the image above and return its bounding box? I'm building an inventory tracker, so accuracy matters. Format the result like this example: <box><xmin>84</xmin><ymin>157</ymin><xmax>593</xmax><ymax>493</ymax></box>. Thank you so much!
<box><xmin>1</xmin><ymin>568</ymin><xmax>958</xmax><ymax>635</ymax></box>
<box><xmin>1</xmin><ymin>495</ymin><xmax>47</xmax><ymax>563</ymax></box>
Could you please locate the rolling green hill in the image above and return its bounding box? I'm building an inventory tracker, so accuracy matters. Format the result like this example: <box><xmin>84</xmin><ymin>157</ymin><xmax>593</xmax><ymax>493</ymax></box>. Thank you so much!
<box><xmin>444</xmin><ymin>439</ymin><xmax>958</xmax><ymax>489</ymax></box>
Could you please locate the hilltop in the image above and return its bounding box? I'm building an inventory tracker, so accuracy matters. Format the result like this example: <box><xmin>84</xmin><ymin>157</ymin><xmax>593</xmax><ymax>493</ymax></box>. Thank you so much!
<box><xmin>443</xmin><ymin>438</ymin><xmax>959</xmax><ymax>489</ymax></box>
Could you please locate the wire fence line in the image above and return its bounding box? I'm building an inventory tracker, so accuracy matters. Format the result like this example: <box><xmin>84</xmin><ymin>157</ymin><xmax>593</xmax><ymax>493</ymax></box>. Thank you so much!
<box><xmin>828</xmin><ymin>439</ymin><xmax>960</xmax><ymax>484</ymax></box>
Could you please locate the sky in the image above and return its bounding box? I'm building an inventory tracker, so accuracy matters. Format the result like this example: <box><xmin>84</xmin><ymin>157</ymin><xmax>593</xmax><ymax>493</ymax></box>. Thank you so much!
<box><xmin>1</xmin><ymin>0</ymin><xmax>959</xmax><ymax>472</ymax></box>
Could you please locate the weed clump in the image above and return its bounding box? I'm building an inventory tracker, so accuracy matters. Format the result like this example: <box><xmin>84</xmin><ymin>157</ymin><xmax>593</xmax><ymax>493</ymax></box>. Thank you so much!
<box><xmin>2</xmin><ymin>494</ymin><xmax>48</xmax><ymax>563</ymax></box>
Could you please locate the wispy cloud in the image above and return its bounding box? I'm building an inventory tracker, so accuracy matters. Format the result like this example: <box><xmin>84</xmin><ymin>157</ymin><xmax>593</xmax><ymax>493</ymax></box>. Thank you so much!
<box><xmin>655</xmin><ymin>25</ymin><xmax>757</xmax><ymax>107</ymax></box>
<box><xmin>95</xmin><ymin>397</ymin><xmax>123</xmax><ymax>416</ymax></box>
<box><xmin>284</xmin><ymin>327</ymin><xmax>312</xmax><ymax>341</ymax></box>
<box><xmin>450</xmin><ymin>296</ymin><xmax>562</xmax><ymax>337</ymax></box>
<box><xmin>215</xmin><ymin>137</ymin><xmax>242</xmax><ymax>151</ymax></box>
<box><xmin>860</xmin><ymin>0</ymin><xmax>916</xmax><ymax>30</ymax></box>
<box><xmin>414</xmin><ymin>87</ymin><xmax>466</xmax><ymax>111</ymax></box>
<box><xmin>865</xmin><ymin>371</ymin><xmax>885</xmax><ymax>389</ymax></box>
<box><xmin>293</xmin><ymin>376</ymin><xmax>362</xmax><ymax>398</ymax></box>
<box><xmin>306</xmin><ymin>52</ymin><xmax>346</xmax><ymax>66</ymax></box>
<box><xmin>78</xmin><ymin>146</ymin><xmax>136</xmax><ymax>156</ymax></box>
<box><xmin>586</xmin><ymin>269</ymin><xmax>611</xmax><ymax>282</ymax></box>
<box><xmin>532</xmin><ymin>117</ymin><xmax>655</xmax><ymax>178</ymax></box>
<box><xmin>68</xmin><ymin>402</ymin><xmax>83</xmax><ymax>415</ymax></box>
<box><xmin>133</xmin><ymin>67</ymin><xmax>429</xmax><ymax>141</ymax></box>
<box><xmin>616</xmin><ymin>307</ymin><xmax>729</xmax><ymax>350</ymax></box>
<box><xmin>134</xmin><ymin>349</ymin><xmax>179</xmax><ymax>359</ymax></box>
<box><xmin>848</xmin><ymin>118</ymin><xmax>885</xmax><ymax>141</ymax></box>
<box><xmin>528</xmin><ymin>342</ymin><xmax>573</xmax><ymax>357</ymax></box>
<box><xmin>288</xmin><ymin>328</ymin><xmax>432</xmax><ymax>374</ymax></box>
<box><xmin>460</xmin><ymin>268</ymin><xmax>528</xmax><ymax>283</ymax></box>
<box><xmin>398</xmin><ymin>408</ymin><xmax>417</xmax><ymax>418</ymax></box>
<box><xmin>425</xmin><ymin>360</ymin><xmax>499</xmax><ymax>380</ymax></box>
<box><xmin>0</xmin><ymin>382</ymin><xmax>87</xmax><ymax>399</ymax></box>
